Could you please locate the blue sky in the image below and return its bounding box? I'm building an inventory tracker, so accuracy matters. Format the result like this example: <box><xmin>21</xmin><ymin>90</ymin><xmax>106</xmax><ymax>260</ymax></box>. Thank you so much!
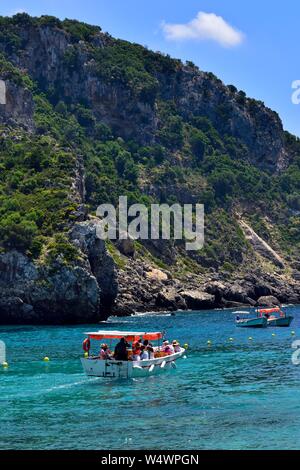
<box><xmin>1</xmin><ymin>0</ymin><xmax>300</xmax><ymax>136</ymax></box>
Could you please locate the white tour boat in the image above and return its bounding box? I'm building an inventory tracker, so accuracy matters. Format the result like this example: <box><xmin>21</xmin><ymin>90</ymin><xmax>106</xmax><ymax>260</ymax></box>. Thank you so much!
<box><xmin>81</xmin><ymin>330</ymin><xmax>186</xmax><ymax>379</ymax></box>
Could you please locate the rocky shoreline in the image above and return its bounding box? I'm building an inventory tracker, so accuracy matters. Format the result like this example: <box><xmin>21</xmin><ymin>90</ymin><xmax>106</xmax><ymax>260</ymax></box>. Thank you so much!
<box><xmin>112</xmin><ymin>258</ymin><xmax>300</xmax><ymax>316</ymax></box>
<box><xmin>1</xmin><ymin>218</ymin><xmax>299</xmax><ymax>324</ymax></box>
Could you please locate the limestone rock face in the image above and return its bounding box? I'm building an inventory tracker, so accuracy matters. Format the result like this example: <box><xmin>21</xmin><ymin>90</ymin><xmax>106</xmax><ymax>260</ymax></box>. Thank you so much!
<box><xmin>175</xmin><ymin>68</ymin><xmax>288</xmax><ymax>172</ymax></box>
<box><xmin>0</xmin><ymin>250</ymin><xmax>38</xmax><ymax>283</ymax></box>
<box><xmin>0</xmin><ymin>80</ymin><xmax>35</xmax><ymax>130</ymax></box>
<box><xmin>180</xmin><ymin>290</ymin><xmax>216</xmax><ymax>310</ymax></box>
<box><xmin>257</xmin><ymin>296</ymin><xmax>281</xmax><ymax>307</ymax></box>
<box><xmin>2</xmin><ymin>24</ymin><xmax>156</xmax><ymax>144</ymax></box>
<box><xmin>156</xmin><ymin>290</ymin><xmax>187</xmax><ymax>311</ymax></box>
<box><xmin>0</xmin><ymin>21</ymin><xmax>290</xmax><ymax>171</ymax></box>
<box><xmin>0</xmin><ymin>251</ymin><xmax>101</xmax><ymax>324</ymax></box>
<box><xmin>70</xmin><ymin>219</ymin><xmax>118</xmax><ymax>308</ymax></box>
<box><xmin>0</xmin><ymin>220</ymin><xmax>118</xmax><ymax>324</ymax></box>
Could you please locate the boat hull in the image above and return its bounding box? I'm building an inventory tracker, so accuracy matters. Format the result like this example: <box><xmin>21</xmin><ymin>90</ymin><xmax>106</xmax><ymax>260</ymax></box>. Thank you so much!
<box><xmin>236</xmin><ymin>317</ymin><xmax>268</xmax><ymax>328</ymax></box>
<box><xmin>81</xmin><ymin>348</ymin><xmax>186</xmax><ymax>379</ymax></box>
<box><xmin>267</xmin><ymin>316</ymin><xmax>294</xmax><ymax>327</ymax></box>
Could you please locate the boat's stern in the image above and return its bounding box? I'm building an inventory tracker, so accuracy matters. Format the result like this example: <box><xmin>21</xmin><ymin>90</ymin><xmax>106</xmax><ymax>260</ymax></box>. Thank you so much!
<box><xmin>81</xmin><ymin>357</ymin><xmax>133</xmax><ymax>379</ymax></box>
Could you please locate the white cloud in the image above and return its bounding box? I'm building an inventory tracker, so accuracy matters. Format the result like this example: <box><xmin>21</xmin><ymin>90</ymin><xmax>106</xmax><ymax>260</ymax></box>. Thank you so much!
<box><xmin>161</xmin><ymin>12</ymin><xmax>244</xmax><ymax>48</ymax></box>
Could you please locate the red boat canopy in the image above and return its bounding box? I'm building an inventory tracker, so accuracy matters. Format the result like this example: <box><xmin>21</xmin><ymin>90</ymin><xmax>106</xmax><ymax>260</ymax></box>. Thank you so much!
<box><xmin>257</xmin><ymin>308</ymin><xmax>281</xmax><ymax>314</ymax></box>
<box><xmin>84</xmin><ymin>330</ymin><xmax>163</xmax><ymax>342</ymax></box>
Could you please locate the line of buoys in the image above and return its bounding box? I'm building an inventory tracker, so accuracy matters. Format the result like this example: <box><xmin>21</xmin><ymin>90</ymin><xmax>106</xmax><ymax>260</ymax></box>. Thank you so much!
<box><xmin>201</xmin><ymin>331</ymin><xmax>299</xmax><ymax>346</ymax></box>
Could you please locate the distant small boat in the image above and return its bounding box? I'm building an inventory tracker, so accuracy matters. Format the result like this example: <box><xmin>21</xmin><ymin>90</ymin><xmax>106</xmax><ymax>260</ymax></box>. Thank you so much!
<box><xmin>256</xmin><ymin>307</ymin><xmax>294</xmax><ymax>327</ymax></box>
<box><xmin>235</xmin><ymin>311</ymin><xmax>268</xmax><ymax>328</ymax></box>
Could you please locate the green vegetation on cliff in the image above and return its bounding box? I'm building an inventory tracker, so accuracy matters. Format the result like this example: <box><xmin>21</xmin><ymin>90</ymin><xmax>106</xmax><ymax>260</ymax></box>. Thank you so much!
<box><xmin>0</xmin><ymin>13</ymin><xmax>299</xmax><ymax>274</ymax></box>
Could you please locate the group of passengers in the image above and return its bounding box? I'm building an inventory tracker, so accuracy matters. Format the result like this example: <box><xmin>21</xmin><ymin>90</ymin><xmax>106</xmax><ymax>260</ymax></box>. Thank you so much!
<box><xmin>98</xmin><ymin>338</ymin><xmax>181</xmax><ymax>362</ymax></box>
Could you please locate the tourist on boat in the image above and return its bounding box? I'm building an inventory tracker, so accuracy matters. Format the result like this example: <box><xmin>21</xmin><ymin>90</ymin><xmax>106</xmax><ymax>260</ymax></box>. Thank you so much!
<box><xmin>132</xmin><ymin>338</ymin><xmax>141</xmax><ymax>360</ymax></box>
<box><xmin>162</xmin><ymin>340</ymin><xmax>174</xmax><ymax>355</ymax></box>
<box><xmin>172</xmin><ymin>340</ymin><xmax>181</xmax><ymax>353</ymax></box>
<box><xmin>140</xmin><ymin>345</ymin><xmax>149</xmax><ymax>360</ymax></box>
<box><xmin>147</xmin><ymin>346</ymin><xmax>155</xmax><ymax>359</ymax></box>
<box><xmin>132</xmin><ymin>337</ymin><xmax>141</xmax><ymax>350</ymax></box>
<box><xmin>132</xmin><ymin>342</ymin><xmax>142</xmax><ymax>360</ymax></box>
<box><xmin>100</xmin><ymin>343</ymin><xmax>112</xmax><ymax>360</ymax></box>
<box><xmin>114</xmin><ymin>337</ymin><xmax>130</xmax><ymax>361</ymax></box>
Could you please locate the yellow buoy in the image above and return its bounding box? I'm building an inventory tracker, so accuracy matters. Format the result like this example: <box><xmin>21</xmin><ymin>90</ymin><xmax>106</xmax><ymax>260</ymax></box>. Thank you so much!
<box><xmin>207</xmin><ymin>340</ymin><xmax>212</xmax><ymax>345</ymax></box>
<box><xmin>291</xmin><ymin>331</ymin><xmax>296</xmax><ymax>336</ymax></box>
<box><xmin>248</xmin><ymin>337</ymin><xmax>253</xmax><ymax>341</ymax></box>
<box><xmin>84</xmin><ymin>351</ymin><xmax>89</xmax><ymax>358</ymax></box>
<box><xmin>272</xmin><ymin>333</ymin><xmax>276</xmax><ymax>337</ymax></box>
<box><xmin>2</xmin><ymin>361</ymin><xmax>8</xmax><ymax>368</ymax></box>
<box><xmin>183</xmin><ymin>343</ymin><xmax>189</xmax><ymax>350</ymax></box>
<box><xmin>229</xmin><ymin>338</ymin><xmax>234</xmax><ymax>342</ymax></box>
<box><xmin>43</xmin><ymin>357</ymin><xmax>50</xmax><ymax>362</ymax></box>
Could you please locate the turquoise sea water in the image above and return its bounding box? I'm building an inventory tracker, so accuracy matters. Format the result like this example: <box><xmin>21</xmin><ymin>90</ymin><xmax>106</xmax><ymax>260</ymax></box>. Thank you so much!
<box><xmin>1</xmin><ymin>306</ymin><xmax>300</xmax><ymax>450</ymax></box>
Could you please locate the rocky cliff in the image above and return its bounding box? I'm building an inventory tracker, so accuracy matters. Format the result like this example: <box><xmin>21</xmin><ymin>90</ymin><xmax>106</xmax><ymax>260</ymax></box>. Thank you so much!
<box><xmin>0</xmin><ymin>14</ymin><xmax>299</xmax><ymax>323</ymax></box>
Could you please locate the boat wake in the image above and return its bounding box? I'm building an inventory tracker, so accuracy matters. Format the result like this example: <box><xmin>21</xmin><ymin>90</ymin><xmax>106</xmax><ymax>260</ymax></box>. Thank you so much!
<box><xmin>134</xmin><ymin>312</ymin><xmax>173</xmax><ymax>317</ymax></box>
<box><xmin>0</xmin><ymin>376</ymin><xmax>102</xmax><ymax>402</ymax></box>
<box><xmin>44</xmin><ymin>377</ymin><xmax>101</xmax><ymax>393</ymax></box>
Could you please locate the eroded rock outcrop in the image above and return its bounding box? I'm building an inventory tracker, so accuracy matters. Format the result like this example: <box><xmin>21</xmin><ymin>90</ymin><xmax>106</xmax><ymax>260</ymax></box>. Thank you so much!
<box><xmin>0</xmin><ymin>80</ymin><xmax>35</xmax><ymax>130</ymax></box>
<box><xmin>0</xmin><ymin>250</ymin><xmax>100</xmax><ymax>323</ymax></box>
<box><xmin>257</xmin><ymin>296</ymin><xmax>280</xmax><ymax>307</ymax></box>
<box><xmin>180</xmin><ymin>290</ymin><xmax>216</xmax><ymax>310</ymax></box>
<box><xmin>0</xmin><ymin>220</ymin><xmax>118</xmax><ymax>324</ymax></box>
<box><xmin>70</xmin><ymin>219</ymin><xmax>118</xmax><ymax>308</ymax></box>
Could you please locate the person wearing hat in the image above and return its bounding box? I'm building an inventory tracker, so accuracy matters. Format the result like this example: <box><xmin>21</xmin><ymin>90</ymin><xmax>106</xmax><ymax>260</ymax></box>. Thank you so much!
<box><xmin>162</xmin><ymin>340</ymin><xmax>174</xmax><ymax>355</ymax></box>
<box><xmin>172</xmin><ymin>340</ymin><xmax>181</xmax><ymax>353</ymax></box>
<box><xmin>132</xmin><ymin>341</ymin><xmax>142</xmax><ymax>361</ymax></box>
<box><xmin>100</xmin><ymin>343</ymin><xmax>112</xmax><ymax>360</ymax></box>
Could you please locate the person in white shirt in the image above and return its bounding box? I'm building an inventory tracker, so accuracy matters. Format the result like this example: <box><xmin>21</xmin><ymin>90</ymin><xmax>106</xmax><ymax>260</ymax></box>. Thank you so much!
<box><xmin>132</xmin><ymin>340</ymin><xmax>142</xmax><ymax>361</ymax></box>
<box><xmin>99</xmin><ymin>343</ymin><xmax>112</xmax><ymax>360</ymax></box>
<box><xmin>140</xmin><ymin>346</ymin><xmax>149</xmax><ymax>360</ymax></box>
<box><xmin>162</xmin><ymin>340</ymin><xmax>174</xmax><ymax>355</ymax></box>
<box><xmin>172</xmin><ymin>340</ymin><xmax>181</xmax><ymax>353</ymax></box>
